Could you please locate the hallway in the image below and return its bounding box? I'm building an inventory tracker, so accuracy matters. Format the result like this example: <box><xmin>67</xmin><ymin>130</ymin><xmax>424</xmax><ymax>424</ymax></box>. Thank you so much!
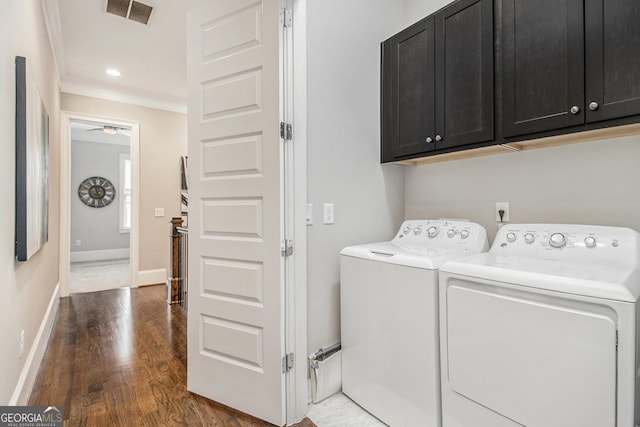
<box><xmin>28</xmin><ymin>285</ymin><xmax>315</xmax><ymax>426</ymax></box>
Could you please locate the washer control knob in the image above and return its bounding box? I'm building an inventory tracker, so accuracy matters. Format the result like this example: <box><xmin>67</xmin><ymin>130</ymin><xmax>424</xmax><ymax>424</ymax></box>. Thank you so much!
<box><xmin>549</xmin><ymin>233</ymin><xmax>567</xmax><ymax>248</ymax></box>
<box><xmin>403</xmin><ymin>226</ymin><xmax>411</xmax><ymax>234</ymax></box>
<box><xmin>524</xmin><ymin>233</ymin><xmax>535</xmax><ymax>243</ymax></box>
<box><xmin>447</xmin><ymin>229</ymin><xmax>455</xmax><ymax>238</ymax></box>
<box><xmin>506</xmin><ymin>232</ymin><xmax>517</xmax><ymax>242</ymax></box>
<box><xmin>460</xmin><ymin>229</ymin><xmax>470</xmax><ymax>239</ymax></box>
<box><xmin>427</xmin><ymin>226</ymin><xmax>439</xmax><ymax>237</ymax></box>
<box><xmin>584</xmin><ymin>236</ymin><xmax>597</xmax><ymax>248</ymax></box>
<box><xmin>413</xmin><ymin>226</ymin><xmax>422</xmax><ymax>235</ymax></box>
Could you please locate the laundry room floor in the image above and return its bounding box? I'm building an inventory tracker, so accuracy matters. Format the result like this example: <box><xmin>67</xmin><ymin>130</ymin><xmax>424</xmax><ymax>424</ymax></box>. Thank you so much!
<box><xmin>308</xmin><ymin>393</ymin><xmax>386</xmax><ymax>427</ymax></box>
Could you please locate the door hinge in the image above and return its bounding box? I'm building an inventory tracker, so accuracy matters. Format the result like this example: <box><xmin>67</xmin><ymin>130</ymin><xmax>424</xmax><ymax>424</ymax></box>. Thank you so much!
<box><xmin>280</xmin><ymin>122</ymin><xmax>292</xmax><ymax>141</ymax></box>
<box><xmin>282</xmin><ymin>353</ymin><xmax>294</xmax><ymax>373</ymax></box>
<box><xmin>280</xmin><ymin>239</ymin><xmax>293</xmax><ymax>257</ymax></box>
<box><xmin>280</xmin><ymin>7</ymin><xmax>292</xmax><ymax>28</ymax></box>
<box><xmin>616</xmin><ymin>330</ymin><xmax>619</xmax><ymax>351</ymax></box>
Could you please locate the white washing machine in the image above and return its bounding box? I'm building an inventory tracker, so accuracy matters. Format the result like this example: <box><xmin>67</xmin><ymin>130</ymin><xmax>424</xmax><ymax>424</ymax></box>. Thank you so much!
<box><xmin>439</xmin><ymin>224</ymin><xmax>640</xmax><ymax>427</ymax></box>
<box><xmin>340</xmin><ymin>219</ymin><xmax>488</xmax><ymax>427</ymax></box>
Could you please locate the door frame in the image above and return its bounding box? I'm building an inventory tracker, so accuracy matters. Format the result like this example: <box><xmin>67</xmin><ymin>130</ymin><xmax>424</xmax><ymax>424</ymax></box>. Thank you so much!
<box><xmin>288</xmin><ymin>0</ymin><xmax>308</xmax><ymax>423</ymax></box>
<box><xmin>59</xmin><ymin>111</ymin><xmax>140</xmax><ymax>297</ymax></box>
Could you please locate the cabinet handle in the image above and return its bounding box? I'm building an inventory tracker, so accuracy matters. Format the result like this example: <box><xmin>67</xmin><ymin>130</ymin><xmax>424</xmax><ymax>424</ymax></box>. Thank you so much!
<box><xmin>426</xmin><ymin>136</ymin><xmax>433</xmax><ymax>143</ymax></box>
<box><xmin>570</xmin><ymin>106</ymin><xmax>580</xmax><ymax>115</ymax></box>
<box><xmin>589</xmin><ymin>101</ymin><xmax>599</xmax><ymax>111</ymax></box>
<box><xmin>435</xmin><ymin>134</ymin><xmax>443</xmax><ymax>142</ymax></box>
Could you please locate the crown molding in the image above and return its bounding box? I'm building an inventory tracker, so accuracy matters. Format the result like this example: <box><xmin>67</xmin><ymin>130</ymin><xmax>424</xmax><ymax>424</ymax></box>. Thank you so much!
<box><xmin>40</xmin><ymin>0</ymin><xmax>66</xmax><ymax>85</ymax></box>
<box><xmin>61</xmin><ymin>78</ymin><xmax>187</xmax><ymax>114</ymax></box>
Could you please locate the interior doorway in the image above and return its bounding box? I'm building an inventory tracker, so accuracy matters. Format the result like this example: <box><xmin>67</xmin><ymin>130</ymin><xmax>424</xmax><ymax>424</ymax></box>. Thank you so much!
<box><xmin>69</xmin><ymin>120</ymin><xmax>131</xmax><ymax>293</ymax></box>
<box><xmin>59</xmin><ymin>112</ymin><xmax>140</xmax><ymax>298</ymax></box>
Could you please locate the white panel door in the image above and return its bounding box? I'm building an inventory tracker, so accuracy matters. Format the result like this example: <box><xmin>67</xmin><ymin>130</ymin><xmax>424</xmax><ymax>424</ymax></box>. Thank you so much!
<box><xmin>187</xmin><ymin>1</ymin><xmax>285</xmax><ymax>425</ymax></box>
<box><xmin>446</xmin><ymin>285</ymin><xmax>617</xmax><ymax>427</ymax></box>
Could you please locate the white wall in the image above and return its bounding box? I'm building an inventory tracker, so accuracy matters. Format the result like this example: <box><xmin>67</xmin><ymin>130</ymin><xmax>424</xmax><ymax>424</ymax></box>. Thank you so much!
<box><xmin>404</xmin><ymin>0</ymin><xmax>450</xmax><ymax>25</ymax></box>
<box><xmin>71</xmin><ymin>140</ymin><xmax>130</xmax><ymax>253</ymax></box>
<box><xmin>306</xmin><ymin>0</ymin><xmax>407</xmax><ymax>353</ymax></box>
<box><xmin>405</xmin><ymin>137</ymin><xmax>640</xmax><ymax>242</ymax></box>
<box><xmin>0</xmin><ymin>1</ymin><xmax>60</xmax><ymax>404</ymax></box>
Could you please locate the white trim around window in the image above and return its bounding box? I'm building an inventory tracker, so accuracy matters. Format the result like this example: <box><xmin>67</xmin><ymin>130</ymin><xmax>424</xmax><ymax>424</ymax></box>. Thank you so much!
<box><xmin>119</xmin><ymin>152</ymin><xmax>131</xmax><ymax>233</ymax></box>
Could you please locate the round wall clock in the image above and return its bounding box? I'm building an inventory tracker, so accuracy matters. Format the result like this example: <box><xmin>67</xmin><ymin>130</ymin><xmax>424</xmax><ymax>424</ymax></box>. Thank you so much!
<box><xmin>78</xmin><ymin>176</ymin><xmax>116</xmax><ymax>208</ymax></box>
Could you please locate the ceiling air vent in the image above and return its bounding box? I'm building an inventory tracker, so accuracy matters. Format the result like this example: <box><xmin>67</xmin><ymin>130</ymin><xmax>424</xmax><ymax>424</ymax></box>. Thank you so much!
<box><xmin>106</xmin><ymin>0</ymin><xmax>153</xmax><ymax>25</ymax></box>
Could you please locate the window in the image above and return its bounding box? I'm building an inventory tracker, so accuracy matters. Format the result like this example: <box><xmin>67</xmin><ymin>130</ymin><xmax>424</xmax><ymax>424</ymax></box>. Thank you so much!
<box><xmin>119</xmin><ymin>153</ymin><xmax>131</xmax><ymax>233</ymax></box>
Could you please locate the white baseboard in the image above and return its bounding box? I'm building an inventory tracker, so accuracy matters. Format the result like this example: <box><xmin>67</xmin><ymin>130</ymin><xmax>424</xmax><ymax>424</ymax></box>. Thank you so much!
<box><xmin>10</xmin><ymin>283</ymin><xmax>60</xmax><ymax>405</ymax></box>
<box><xmin>70</xmin><ymin>248</ymin><xmax>130</xmax><ymax>263</ymax></box>
<box><xmin>138</xmin><ymin>268</ymin><xmax>167</xmax><ymax>286</ymax></box>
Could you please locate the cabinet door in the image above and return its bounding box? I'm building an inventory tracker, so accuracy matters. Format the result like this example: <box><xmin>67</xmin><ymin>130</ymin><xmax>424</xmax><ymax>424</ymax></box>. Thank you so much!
<box><xmin>383</xmin><ymin>17</ymin><xmax>436</xmax><ymax>159</ymax></box>
<box><xmin>585</xmin><ymin>0</ymin><xmax>640</xmax><ymax>123</ymax></box>
<box><xmin>435</xmin><ymin>0</ymin><xmax>494</xmax><ymax>150</ymax></box>
<box><xmin>501</xmin><ymin>0</ymin><xmax>584</xmax><ymax>137</ymax></box>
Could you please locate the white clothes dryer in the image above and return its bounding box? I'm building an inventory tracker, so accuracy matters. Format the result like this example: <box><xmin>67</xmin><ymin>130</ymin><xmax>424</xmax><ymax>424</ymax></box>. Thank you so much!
<box><xmin>439</xmin><ymin>224</ymin><xmax>640</xmax><ymax>427</ymax></box>
<box><xmin>340</xmin><ymin>219</ymin><xmax>488</xmax><ymax>427</ymax></box>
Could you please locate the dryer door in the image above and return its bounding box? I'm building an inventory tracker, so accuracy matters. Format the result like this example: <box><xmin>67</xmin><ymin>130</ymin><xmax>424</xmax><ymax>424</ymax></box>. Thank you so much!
<box><xmin>446</xmin><ymin>284</ymin><xmax>617</xmax><ymax>427</ymax></box>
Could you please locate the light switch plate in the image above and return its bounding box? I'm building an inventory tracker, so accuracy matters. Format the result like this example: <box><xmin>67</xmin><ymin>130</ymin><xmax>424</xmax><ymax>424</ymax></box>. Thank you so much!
<box><xmin>323</xmin><ymin>203</ymin><xmax>334</xmax><ymax>224</ymax></box>
<box><xmin>155</xmin><ymin>208</ymin><xmax>165</xmax><ymax>217</ymax></box>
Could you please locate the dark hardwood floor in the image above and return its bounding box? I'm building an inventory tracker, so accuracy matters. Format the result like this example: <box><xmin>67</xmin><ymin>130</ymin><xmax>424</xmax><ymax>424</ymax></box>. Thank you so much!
<box><xmin>29</xmin><ymin>285</ymin><xmax>315</xmax><ymax>427</ymax></box>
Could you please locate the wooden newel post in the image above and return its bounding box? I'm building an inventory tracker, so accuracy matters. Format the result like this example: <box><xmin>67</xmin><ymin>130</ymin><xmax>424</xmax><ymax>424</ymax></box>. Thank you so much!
<box><xmin>168</xmin><ymin>217</ymin><xmax>183</xmax><ymax>304</ymax></box>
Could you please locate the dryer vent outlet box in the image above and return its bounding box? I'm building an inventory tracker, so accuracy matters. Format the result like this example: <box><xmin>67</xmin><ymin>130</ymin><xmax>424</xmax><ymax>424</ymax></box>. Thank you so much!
<box><xmin>309</xmin><ymin>346</ymin><xmax>342</xmax><ymax>403</ymax></box>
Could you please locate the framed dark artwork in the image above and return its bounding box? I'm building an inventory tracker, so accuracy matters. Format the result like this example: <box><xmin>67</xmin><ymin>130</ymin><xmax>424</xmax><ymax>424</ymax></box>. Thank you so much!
<box><xmin>180</xmin><ymin>156</ymin><xmax>188</xmax><ymax>226</ymax></box>
<box><xmin>15</xmin><ymin>56</ymin><xmax>49</xmax><ymax>262</ymax></box>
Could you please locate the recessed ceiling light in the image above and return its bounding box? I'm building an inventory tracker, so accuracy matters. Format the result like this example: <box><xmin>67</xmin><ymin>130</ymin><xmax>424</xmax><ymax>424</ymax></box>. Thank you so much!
<box><xmin>106</xmin><ymin>68</ymin><xmax>121</xmax><ymax>77</ymax></box>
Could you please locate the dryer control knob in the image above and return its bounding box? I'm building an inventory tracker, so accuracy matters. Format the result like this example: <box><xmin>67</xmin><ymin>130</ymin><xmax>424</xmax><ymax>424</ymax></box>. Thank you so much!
<box><xmin>506</xmin><ymin>232</ymin><xmax>517</xmax><ymax>242</ymax></box>
<box><xmin>413</xmin><ymin>226</ymin><xmax>422</xmax><ymax>235</ymax></box>
<box><xmin>447</xmin><ymin>229</ymin><xmax>455</xmax><ymax>238</ymax></box>
<box><xmin>549</xmin><ymin>233</ymin><xmax>567</xmax><ymax>248</ymax></box>
<box><xmin>460</xmin><ymin>229</ymin><xmax>470</xmax><ymax>239</ymax></box>
<box><xmin>584</xmin><ymin>236</ymin><xmax>597</xmax><ymax>248</ymax></box>
<box><xmin>403</xmin><ymin>226</ymin><xmax>411</xmax><ymax>234</ymax></box>
<box><xmin>427</xmin><ymin>226</ymin><xmax>439</xmax><ymax>237</ymax></box>
<box><xmin>524</xmin><ymin>233</ymin><xmax>535</xmax><ymax>243</ymax></box>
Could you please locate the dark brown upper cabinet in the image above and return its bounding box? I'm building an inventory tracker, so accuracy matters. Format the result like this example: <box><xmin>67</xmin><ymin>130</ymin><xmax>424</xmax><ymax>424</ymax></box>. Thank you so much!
<box><xmin>585</xmin><ymin>0</ymin><xmax>640</xmax><ymax>123</ymax></box>
<box><xmin>502</xmin><ymin>0</ymin><xmax>640</xmax><ymax>138</ymax></box>
<box><xmin>381</xmin><ymin>0</ymin><xmax>494</xmax><ymax>162</ymax></box>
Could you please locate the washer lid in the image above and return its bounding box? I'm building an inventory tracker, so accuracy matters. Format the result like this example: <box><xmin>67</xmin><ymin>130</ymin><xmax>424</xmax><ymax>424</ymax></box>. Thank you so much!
<box><xmin>440</xmin><ymin>253</ymin><xmax>640</xmax><ymax>302</ymax></box>
<box><xmin>340</xmin><ymin>242</ymin><xmax>474</xmax><ymax>270</ymax></box>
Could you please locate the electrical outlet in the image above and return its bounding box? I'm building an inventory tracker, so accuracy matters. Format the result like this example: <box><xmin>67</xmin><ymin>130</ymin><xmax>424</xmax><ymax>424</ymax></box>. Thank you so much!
<box><xmin>19</xmin><ymin>330</ymin><xmax>24</xmax><ymax>358</ymax></box>
<box><xmin>155</xmin><ymin>208</ymin><xmax>164</xmax><ymax>217</ymax></box>
<box><xmin>496</xmin><ymin>202</ymin><xmax>510</xmax><ymax>222</ymax></box>
<box><xmin>75</xmin><ymin>240</ymin><xmax>81</xmax><ymax>246</ymax></box>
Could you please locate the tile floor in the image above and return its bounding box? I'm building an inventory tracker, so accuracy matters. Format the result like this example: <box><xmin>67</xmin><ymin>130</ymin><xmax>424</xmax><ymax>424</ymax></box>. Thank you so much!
<box><xmin>69</xmin><ymin>258</ymin><xmax>130</xmax><ymax>294</ymax></box>
<box><xmin>308</xmin><ymin>393</ymin><xmax>386</xmax><ymax>427</ymax></box>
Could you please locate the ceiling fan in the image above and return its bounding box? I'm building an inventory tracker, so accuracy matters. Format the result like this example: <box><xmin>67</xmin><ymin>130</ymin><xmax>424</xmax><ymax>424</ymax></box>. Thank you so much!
<box><xmin>87</xmin><ymin>125</ymin><xmax>131</xmax><ymax>136</ymax></box>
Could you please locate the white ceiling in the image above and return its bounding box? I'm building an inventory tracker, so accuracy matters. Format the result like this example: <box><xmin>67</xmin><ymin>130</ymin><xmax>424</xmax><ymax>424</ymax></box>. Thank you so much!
<box><xmin>44</xmin><ymin>0</ymin><xmax>213</xmax><ymax>113</ymax></box>
<box><xmin>70</xmin><ymin>120</ymin><xmax>131</xmax><ymax>145</ymax></box>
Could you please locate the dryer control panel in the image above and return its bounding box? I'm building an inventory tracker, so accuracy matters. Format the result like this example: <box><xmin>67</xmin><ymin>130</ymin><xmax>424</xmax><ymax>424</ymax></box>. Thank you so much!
<box><xmin>394</xmin><ymin>220</ymin><xmax>489</xmax><ymax>252</ymax></box>
<box><xmin>492</xmin><ymin>224</ymin><xmax>640</xmax><ymax>264</ymax></box>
